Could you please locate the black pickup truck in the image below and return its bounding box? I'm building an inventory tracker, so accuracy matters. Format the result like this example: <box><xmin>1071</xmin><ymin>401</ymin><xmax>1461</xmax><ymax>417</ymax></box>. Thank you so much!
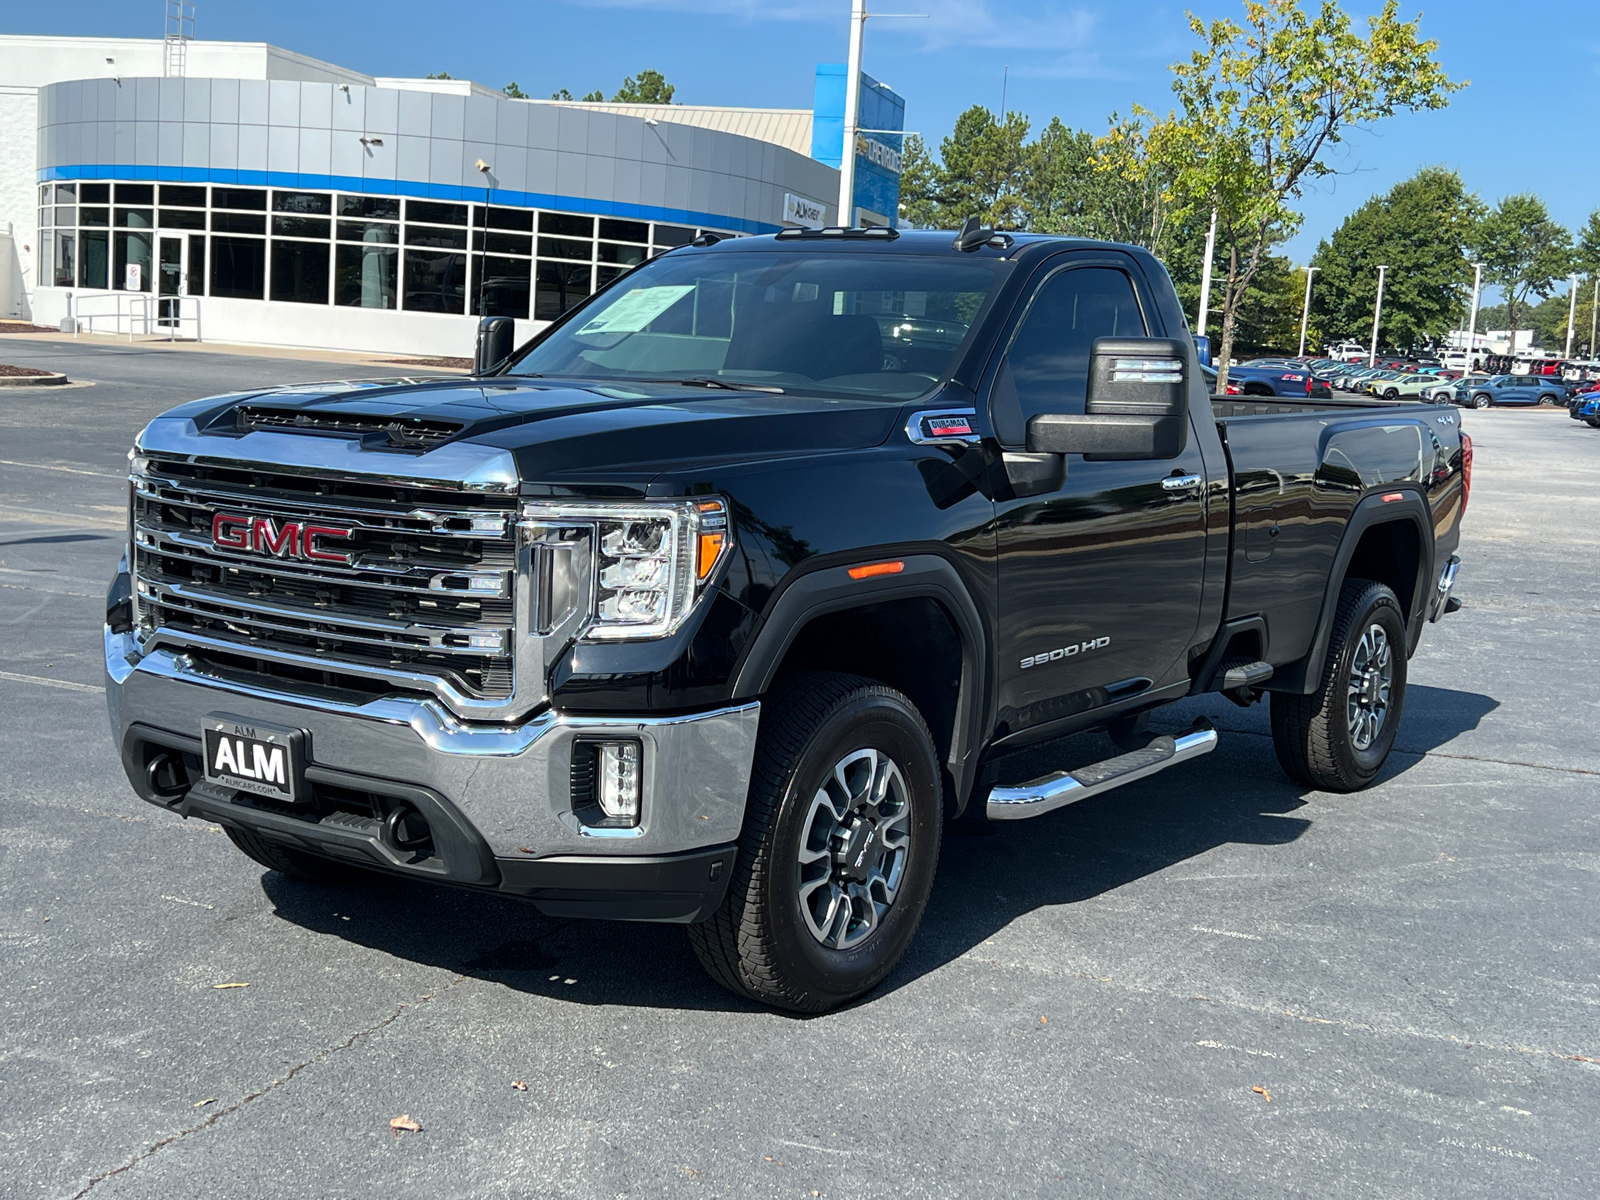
<box><xmin>106</xmin><ymin>225</ymin><xmax>1469</xmax><ymax>1012</ymax></box>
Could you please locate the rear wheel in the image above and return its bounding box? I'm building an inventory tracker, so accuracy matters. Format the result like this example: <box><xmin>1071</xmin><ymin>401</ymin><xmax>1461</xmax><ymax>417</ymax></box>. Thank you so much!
<box><xmin>224</xmin><ymin>825</ymin><xmax>363</xmax><ymax>883</ymax></box>
<box><xmin>689</xmin><ymin>672</ymin><xmax>943</xmax><ymax>1013</ymax></box>
<box><xmin>1271</xmin><ymin>578</ymin><xmax>1408</xmax><ymax>792</ymax></box>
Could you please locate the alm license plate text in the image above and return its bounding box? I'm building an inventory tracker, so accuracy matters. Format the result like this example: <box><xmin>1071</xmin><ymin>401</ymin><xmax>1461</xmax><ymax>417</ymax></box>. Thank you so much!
<box><xmin>202</xmin><ymin>716</ymin><xmax>305</xmax><ymax>802</ymax></box>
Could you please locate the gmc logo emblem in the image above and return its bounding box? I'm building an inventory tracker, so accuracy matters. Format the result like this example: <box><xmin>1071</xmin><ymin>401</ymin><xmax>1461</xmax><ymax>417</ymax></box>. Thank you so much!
<box><xmin>211</xmin><ymin>512</ymin><xmax>355</xmax><ymax>566</ymax></box>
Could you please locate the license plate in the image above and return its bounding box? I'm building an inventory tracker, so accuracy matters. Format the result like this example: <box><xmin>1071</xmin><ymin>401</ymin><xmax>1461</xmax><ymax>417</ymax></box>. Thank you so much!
<box><xmin>202</xmin><ymin>714</ymin><xmax>306</xmax><ymax>802</ymax></box>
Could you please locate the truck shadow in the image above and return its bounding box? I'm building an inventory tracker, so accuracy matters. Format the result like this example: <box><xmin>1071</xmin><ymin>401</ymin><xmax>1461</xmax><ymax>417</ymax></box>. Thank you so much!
<box><xmin>257</xmin><ymin>684</ymin><xmax>1497</xmax><ymax>1015</ymax></box>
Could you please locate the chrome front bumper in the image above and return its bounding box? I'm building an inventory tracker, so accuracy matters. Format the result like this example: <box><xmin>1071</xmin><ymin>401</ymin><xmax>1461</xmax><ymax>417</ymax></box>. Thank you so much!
<box><xmin>105</xmin><ymin>625</ymin><xmax>760</xmax><ymax>863</ymax></box>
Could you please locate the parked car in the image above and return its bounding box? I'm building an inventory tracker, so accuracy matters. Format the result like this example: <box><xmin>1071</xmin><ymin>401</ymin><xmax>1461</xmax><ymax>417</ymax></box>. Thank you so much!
<box><xmin>1571</xmin><ymin>393</ymin><xmax>1600</xmax><ymax>426</ymax></box>
<box><xmin>1226</xmin><ymin>363</ymin><xmax>1335</xmax><ymax>397</ymax></box>
<box><xmin>1363</xmin><ymin>372</ymin><xmax>1445</xmax><ymax>401</ymax></box>
<box><xmin>102</xmin><ymin>226</ymin><xmax>1469</xmax><ymax>1012</ymax></box>
<box><xmin>1454</xmin><ymin>374</ymin><xmax>1567</xmax><ymax>408</ymax></box>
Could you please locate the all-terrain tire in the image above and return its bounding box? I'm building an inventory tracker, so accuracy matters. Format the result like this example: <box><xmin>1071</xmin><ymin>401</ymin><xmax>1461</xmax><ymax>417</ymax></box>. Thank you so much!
<box><xmin>1270</xmin><ymin>578</ymin><xmax>1408</xmax><ymax>792</ymax></box>
<box><xmin>688</xmin><ymin>671</ymin><xmax>943</xmax><ymax>1013</ymax></box>
<box><xmin>224</xmin><ymin>825</ymin><xmax>363</xmax><ymax>883</ymax></box>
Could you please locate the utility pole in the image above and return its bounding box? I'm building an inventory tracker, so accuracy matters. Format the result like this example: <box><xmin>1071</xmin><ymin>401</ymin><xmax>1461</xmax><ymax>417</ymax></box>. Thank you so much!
<box><xmin>1464</xmin><ymin>262</ymin><xmax>1483</xmax><ymax>373</ymax></box>
<box><xmin>1565</xmin><ymin>274</ymin><xmax>1578</xmax><ymax>359</ymax></box>
<box><xmin>834</xmin><ymin>2</ymin><xmax>926</xmax><ymax>228</ymax></box>
<box><xmin>1196</xmin><ymin>208</ymin><xmax>1217</xmax><ymax>336</ymax></box>
<box><xmin>1297</xmin><ymin>265</ymin><xmax>1317</xmax><ymax>358</ymax></box>
<box><xmin>837</xmin><ymin>0</ymin><xmax>867</xmax><ymax>226</ymax></box>
<box><xmin>1368</xmin><ymin>265</ymin><xmax>1388</xmax><ymax>368</ymax></box>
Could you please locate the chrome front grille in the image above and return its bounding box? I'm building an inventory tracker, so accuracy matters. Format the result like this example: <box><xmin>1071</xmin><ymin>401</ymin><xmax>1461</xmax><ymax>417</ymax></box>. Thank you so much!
<box><xmin>130</xmin><ymin>454</ymin><xmax>521</xmax><ymax>713</ymax></box>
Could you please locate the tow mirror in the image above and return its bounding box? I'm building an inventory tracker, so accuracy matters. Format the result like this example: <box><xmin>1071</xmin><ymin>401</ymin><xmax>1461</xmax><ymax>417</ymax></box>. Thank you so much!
<box><xmin>1026</xmin><ymin>337</ymin><xmax>1189</xmax><ymax>460</ymax></box>
<box><xmin>474</xmin><ymin>316</ymin><xmax>517</xmax><ymax>375</ymax></box>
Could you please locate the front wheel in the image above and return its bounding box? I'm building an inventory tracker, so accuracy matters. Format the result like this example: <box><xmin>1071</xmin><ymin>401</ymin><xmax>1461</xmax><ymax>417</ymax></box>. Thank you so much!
<box><xmin>1270</xmin><ymin>578</ymin><xmax>1408</xmax><ymax>792</ymax></box>
<box><xmin>688</xmin><ymin>672</ymin><xmax>943</xmax><ymax>1012</ymax></box>
<box><xmin>1473</xmin><ymin>394</ymin><xmax>1492</xmax><ymax>409</ymax></box>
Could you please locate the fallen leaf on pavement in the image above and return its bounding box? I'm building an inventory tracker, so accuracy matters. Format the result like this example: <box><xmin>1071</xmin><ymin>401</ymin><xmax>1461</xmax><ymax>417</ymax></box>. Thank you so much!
<box><xmin>1252</xmin><ymin>1086</ymin><xmax>1272</xmax><ymax>1102</ymax></box>
<box><xmin>211</xmin><ymin>982</ymin><xmax>249</xmax><ymax>990</ymax></box>
<box><xmin>193</xmin><ymin>1098</ymin><xmax>216</xmax><ymax>1108</ymax></box>
<box><xmin>390</xmin><ymin>1114</ymin><xmax>422</xmax><ymax>1136</ymax></box>
<box><xmin>510</xmin><ymin>1080</ymin><xmax>528</xmax><ymax>1091</ymax></box>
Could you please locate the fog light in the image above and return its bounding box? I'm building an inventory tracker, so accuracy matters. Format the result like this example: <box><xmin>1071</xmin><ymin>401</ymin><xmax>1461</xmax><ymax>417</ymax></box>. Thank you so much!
<box><xmin>596</xmin><ymin>741</ymin><xmax>641</xmax><ymax>824</ymax></box>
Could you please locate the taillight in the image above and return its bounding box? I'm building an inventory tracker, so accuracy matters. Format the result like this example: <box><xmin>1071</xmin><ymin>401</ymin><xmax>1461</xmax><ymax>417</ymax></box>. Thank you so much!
<box><xmin>1459</xmin><ymin>432</ymin><xmax>1473</xmax><ymax>516</ymax></box>
<box><xmin>1226</xmin><ymin>383</ymin><xmax>1242</xmax><ymax>395</ymax></box>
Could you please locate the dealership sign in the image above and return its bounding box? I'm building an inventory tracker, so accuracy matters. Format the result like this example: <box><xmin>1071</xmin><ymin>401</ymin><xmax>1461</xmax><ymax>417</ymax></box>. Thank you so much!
<box><xmin>854</xmin><ymin>134</ymin><xmax>902</xmax><ymax>175</ymax></box>
<box><xmin>783</xmin><ymin>192</ymin><xmax>827</xmax><ymax>229</ymax></box>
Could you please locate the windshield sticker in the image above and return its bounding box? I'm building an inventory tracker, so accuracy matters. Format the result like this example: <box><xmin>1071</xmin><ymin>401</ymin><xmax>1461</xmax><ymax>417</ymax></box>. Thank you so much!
<box><xmin>577</xmin><ymin>286</ymin><xmax>694</xmax><ymax>335</ymax></box>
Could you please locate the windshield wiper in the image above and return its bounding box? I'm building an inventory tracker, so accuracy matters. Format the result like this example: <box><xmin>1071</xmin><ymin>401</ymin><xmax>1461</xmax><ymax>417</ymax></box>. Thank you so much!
<box><xmin>634</xmin><ymin>376</ymin><xmax>785</xmax><ymax>394</ymax></box>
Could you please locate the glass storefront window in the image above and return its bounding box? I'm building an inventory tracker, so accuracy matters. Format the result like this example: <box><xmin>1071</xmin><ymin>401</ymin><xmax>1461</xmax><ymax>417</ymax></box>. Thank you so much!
<box><xmin>158</xmin><ymin>209</ymin><xmax>206</xmax><ymax>230</ymax></box>
<box><xmin>472</xmin><ymin>230</ymin><xmax>532</xmax><ymax>255</ymax></box>
<box><xmin>80</xmin><ymin>183</ymin><xmax>110</xmax><ymax>204</ymax></box>
<box><xmin>160</xmin><ymin>184</ymin><xmax>206</xmax><ymax>207</ymax></box>
<box><xmin>54</xmin><ymin>183</ymin><xmax>77</xmax><ymax>203</ymax></box>
<box><xmin>471</xmin><ymin>255</ymin><xmax>531</xmax><ymax>319</ymax></box>
<box><xmin>596</xmin><ymin>264</ymin><xmax>630</xmax><ymax>289</ymax></box>
<box><xmin>213</xmin><ymin>212</ymin><xmax>267</xmax><ymax>235</ymax></box>
<box><xmin>210</xmin><ymin>236</ymin><xmax>266</xmax><ymax>299</ymax></box>
<box><xmin>535</xmin><ymin>261</ymin><xmax>591</xmax><ymax>321</ymax></box>
<box><xmin>213</xmin><ymin>187</ymin><xmax>266</xmax><ymax>211</ymax></box>
<box><xmin>599</xmin><ymin>218</ymin><xmax>648</xmax><ymax>244</ymax></box>
<box><xmin>538</xmin><ymin>236</ymin><xmax>591</xmax><ymax>261</ymax></box>
<box><xmin>115</xmin><ymin>208</ymin><xmax>153</xmax><ymax>229</ymax></box>
<box><xmin>53</xmin><ymin>232</ymin><xmax>75</xmax><ymax>287</ymax></box>
<box><xmin>652</xmin><ymin>224</ymin><xmax>695</xmax><ymax>248</ymax></box>
<box><xmin>114</xmin><ymin>183</ymin><xmax>154</xmax><ymax>205</ymax></box>
<box><xmin>339</xmin><ymin>195</ymin><xmax>401</xmax><ymax>220</ymax></box>
<box><xmin>273</xmin><ymin>191</ymin><xmax>333</xmax><ymax>215</ymax></box>
<box><xmin>407</xmin><ymin>200</ymin><xmax>468</xmax><ymax>226</ymax></box>
<box><xmin>403</xmin><ymin>250</ymin><xmax>467</xmax><ymax>313</ymax></box>
<box><xmin>187</xmin><ymin>234</ymin><xmax>206</xmax><ymax>298</ymax></box>
<box><xmin>273</xmin><ymin>215</ymin><xmax>331</xmax><ymax>239</ymax></box>
<box><xmin>598</xmin><ymin>242</ymin><xmax>647</xmax><ymax>266</ymax></box>
<box><xmin>79</xmin><ymin>230</ymin><xmax>109</xmax><ymax>289</ymax></box>
<box><xmin>540</xmin><ymin>212</ymin><xmax>594</xmax><ymax>238</ymax></box>
<box><xmin>406</xmin><ymin>225</ymin><xmax>468</xmax><ymax>250</ymax></box>
<box><xmin>338</xmin><ymin>221</ymin><xmax>397</xmax><ymax>244</ymax></box>
<box><xmin>53</xmin><ymin>206</ymin><xmax>76</xmax><ymax>227</ymax></box>
<box><xmin>478</xmin><ymin>207</ymin><xmax>534</xmax><ymax>232</ymax></box>
<box><xmin>271</xmin><ymin>241</ymin><xmax>330</xmax><ymax>304</ymax></box>
<box><xmin>113</xmin><ymin>231</ymin><xmax>152</xmax><ymax>291</ymax></box>
<box><xmin>80</xmin><ymin>207</ymin><xmax>109</xmax><ymax>227</ymax></box>
<box><xmin>335</xmin><ymin>243</ymin><xmax>397</xmax><ymax>309</ymax></box>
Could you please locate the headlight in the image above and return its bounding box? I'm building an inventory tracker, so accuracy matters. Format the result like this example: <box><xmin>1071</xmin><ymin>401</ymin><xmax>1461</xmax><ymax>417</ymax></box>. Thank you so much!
<box><xmin>519</xmin><ymin>497</ymin><xmax>731</xmax><ymax>641</ymax></box>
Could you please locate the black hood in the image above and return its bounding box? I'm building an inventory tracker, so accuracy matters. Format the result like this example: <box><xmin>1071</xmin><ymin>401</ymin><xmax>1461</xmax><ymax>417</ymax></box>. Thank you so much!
<box><xmin>183</xmin><ymin>376</ymin><xmax>906</xmax><ymax>485</ymax></box>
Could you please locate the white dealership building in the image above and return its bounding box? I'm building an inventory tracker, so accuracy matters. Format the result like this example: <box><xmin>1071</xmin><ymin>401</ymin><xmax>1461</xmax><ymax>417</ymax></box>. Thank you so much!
<box><xmin>0</xmin><ymin>33</ymin><xmax>903</xmax><ymax>357</ymax></box>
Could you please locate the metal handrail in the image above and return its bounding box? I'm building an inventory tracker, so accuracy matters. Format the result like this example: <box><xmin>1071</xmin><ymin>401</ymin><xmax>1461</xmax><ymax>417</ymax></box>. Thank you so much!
<box><xmin>71</xmin><ymin>293</ymin><xmax>201</xmax><ymax>342</ymax></box>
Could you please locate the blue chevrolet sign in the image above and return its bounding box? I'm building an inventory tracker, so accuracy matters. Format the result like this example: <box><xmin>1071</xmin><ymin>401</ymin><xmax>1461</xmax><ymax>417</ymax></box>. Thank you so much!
<box><xmin>810</xmin><ymin>63</ymin><xmax>906</xmax><ymax>228</ymax></box>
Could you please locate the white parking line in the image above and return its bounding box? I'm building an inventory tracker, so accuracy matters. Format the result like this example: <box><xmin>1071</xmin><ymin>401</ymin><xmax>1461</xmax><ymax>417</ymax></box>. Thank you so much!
<box><xmin>0</xmin><ymin>669</ymin><xmax>104</xmax><ymax>694</ymax></box>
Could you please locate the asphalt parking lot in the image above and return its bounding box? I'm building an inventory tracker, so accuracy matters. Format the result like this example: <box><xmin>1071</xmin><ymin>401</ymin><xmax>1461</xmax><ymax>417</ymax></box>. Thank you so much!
<box><xmin>2</xmin><ymin>336</ymin><xmax>1597</xmax><ymax>1200</ymax></box>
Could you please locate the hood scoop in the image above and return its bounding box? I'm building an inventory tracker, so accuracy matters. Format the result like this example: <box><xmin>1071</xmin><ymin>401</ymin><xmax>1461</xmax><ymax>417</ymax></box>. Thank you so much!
<box><xmin>236</xmin><ymin>404</ymin><xmax>465</xmax><ymax>449</ymax></box>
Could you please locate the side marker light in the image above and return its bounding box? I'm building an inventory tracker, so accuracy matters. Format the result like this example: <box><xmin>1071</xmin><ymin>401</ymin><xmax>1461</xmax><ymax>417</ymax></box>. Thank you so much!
<box><xmin>848</xmin><ymin>560</ymin><xmax>904</xmax><ymax>580</ymax></box>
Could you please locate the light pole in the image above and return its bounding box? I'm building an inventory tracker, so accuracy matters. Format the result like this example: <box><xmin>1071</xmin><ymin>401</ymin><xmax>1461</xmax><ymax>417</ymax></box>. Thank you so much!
<box><xmin>1368</xmin><ymin>265</ymin><xmax>1388</xmax><ymax>367</ymax></box>
<box><xmin>1464</xmin><ymin>262</ymin><xmax>1482</xmax><ymax>374</ymax></box>
<box><xmin>1297</xmin><ymin>265</ymin><xmax>1317</xmax><ymax>358</ymax></box>
<box><xmin>1565</xmin><ymin>274</ymin><xmax>1579</xmax><ymax>360</ymax></box>
<box><xmin>835</xmin><ymin>2</ymin><xmax>927</xmax><ymax>228</ymax></box>
<box><xmin>1196</xmin><ymin>208</ymin><xmax>1217</xmax><ymax>336</ymax></box>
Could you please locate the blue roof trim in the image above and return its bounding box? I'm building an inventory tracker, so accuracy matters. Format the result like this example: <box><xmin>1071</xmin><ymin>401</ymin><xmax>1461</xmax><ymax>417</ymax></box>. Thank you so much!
<box><xmin>37</xmin><ymin>164</ymin><xmax>782</xmax><ymax>235</ymax></box>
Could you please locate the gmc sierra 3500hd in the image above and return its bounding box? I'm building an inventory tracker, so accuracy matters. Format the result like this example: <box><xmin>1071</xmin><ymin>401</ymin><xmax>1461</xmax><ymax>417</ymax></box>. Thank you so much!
<box><xmin>105</xmin><ymin>222</ymin><xmax>1469</xmax><ymax>1012</ymax></box>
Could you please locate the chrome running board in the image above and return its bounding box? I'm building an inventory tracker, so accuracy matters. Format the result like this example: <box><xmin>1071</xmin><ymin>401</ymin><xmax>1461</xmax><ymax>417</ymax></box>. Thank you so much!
<box><xmin>986</xmin><ymin>719</ymin><xmax>1218</xmax><ymax>821</ymax></box>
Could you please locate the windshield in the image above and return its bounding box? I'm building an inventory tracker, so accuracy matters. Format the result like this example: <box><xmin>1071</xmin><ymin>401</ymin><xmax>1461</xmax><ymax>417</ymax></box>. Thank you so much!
<box><xmin>504</xmin><ymin>250</ymin><xmax>1009</xmax><ymax>399</ymax></box>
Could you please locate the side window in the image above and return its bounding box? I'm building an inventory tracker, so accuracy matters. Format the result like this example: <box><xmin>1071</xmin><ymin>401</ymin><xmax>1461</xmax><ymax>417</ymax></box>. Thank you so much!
<box><xmin>990</xmin><ymin>266</ymin><xmax>1146</xmax><ymax>444</ymax></box>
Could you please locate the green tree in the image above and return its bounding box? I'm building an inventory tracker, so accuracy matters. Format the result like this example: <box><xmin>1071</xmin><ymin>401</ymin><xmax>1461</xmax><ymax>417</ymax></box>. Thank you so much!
<box><xmin>896</xmin><ymin>134</ymin><xmax>943</xmax><ymax>228</ymax></box>
<box><xmin>1149</xmin><ymin>0</ymin><xmax>1462</xmax><ymax>390</ymax></box>
<box><xmin>1088</xmin><ymin>111</ymin><xmax>1184</xmax><ymax>255</ymax></box>
<box><xmin>1470</xmin><ymin>193</ymin><xmax>1572</xmax><ymax>362</ymax></box>
<box><xmin>502</xmin><ymin>81</ymin><xmax>529</xmax><ymax>99</ymax></box>
<box><xmin>425</xmin><ymin>71</ymin><xmax>453</xmax><ymax>80</ymax></box>
<box><xmin>612</xmin><ymin>69</ymin><xmax>676</xmax><ymax>105</ymax></box>
<box><xmin>550</xmin><ymin>87</ymin><xmax>604</xmax><ymax>102</ymax></box>
<box><xmin>551</xmin><ymin>88</ymin><xmax>573</xmax><ymax>100</ymax></box>
<box><xmin>1310</xmin><ymin>167</ymin><xmax>1482</xmax><ymax>351</ymax></box>
<box><xmin>933</xmin><ymin>106</ymin><xmax>1033</xmax><ymax>229</ymax></box>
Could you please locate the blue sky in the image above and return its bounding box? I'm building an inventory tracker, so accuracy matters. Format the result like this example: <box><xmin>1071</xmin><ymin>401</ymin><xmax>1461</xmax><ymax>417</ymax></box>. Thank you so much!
<box><xmin>14</xmin><ymin>1</ymin><xmax>1599</xmax><ymax>269</ymax></box>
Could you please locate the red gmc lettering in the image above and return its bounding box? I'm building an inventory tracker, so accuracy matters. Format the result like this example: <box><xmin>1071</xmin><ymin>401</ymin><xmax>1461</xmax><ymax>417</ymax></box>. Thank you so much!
<box><xmin>209</xmin><ymin>511</ymin><xmax>355</xmax><ymax>565</ymax></box>
<box><xmin>212</xmin><ymin>512</ymin><xmax>251</xmax><ymax>549</ymax></box>
<box><xmin>252</xmin><ymin>517</ymin><xmax>301</xmax><ymax>557</ymax></box>
<box><xmin>302</xmin><ymin>524</ymin><xmax>354</xmax><ymax>564</ymax></box>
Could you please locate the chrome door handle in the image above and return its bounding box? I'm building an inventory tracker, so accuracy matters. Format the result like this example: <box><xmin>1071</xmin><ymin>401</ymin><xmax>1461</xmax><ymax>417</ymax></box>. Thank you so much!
<box><xmin>1161</xmin><ymin>474</ymin><xmax>1203</xmax><ymax>493</ymax></box>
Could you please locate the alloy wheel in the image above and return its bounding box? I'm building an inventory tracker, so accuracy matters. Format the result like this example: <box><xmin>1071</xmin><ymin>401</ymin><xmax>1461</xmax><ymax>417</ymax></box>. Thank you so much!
<box><xmin>1346</xmin><ymin>622</ymin><xmax>1394</xmax><ymax>751</ymax></box>
<box><xmin>796</xmin><ymin>747</ymin><xmax>912</xmax><ymax>949</ymax></box>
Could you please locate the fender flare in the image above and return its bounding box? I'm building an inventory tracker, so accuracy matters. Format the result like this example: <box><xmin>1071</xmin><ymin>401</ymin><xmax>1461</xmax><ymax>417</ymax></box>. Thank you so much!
<box><xmin>729</xmin><ymin>553</ymin><xmax>989</xmax><ymax>815</ymax></box>
<box><xmin>1282</xmin><ymin>488</ymin><xmax>1434</xmax><ymax>694</ymax></box>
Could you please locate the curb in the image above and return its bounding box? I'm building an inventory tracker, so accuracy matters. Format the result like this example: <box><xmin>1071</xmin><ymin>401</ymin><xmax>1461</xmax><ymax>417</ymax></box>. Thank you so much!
<box><xmin>0</xmin><ymin>371</ymin><xmax>70</xmax><ymax>387</ymax></box>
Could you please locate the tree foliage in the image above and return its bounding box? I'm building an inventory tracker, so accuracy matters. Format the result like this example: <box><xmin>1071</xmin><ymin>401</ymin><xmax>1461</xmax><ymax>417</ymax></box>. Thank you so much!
<box><xmin>1148</xmin><ymin>0</ymin><xmax>1462</xmax><ymax>389</ymax></box>
<box><xmin>1469</xmin><ymin>193</ymin><xmax>1573</xmax><ymax>359</ymax></box>
<box><xmin>502</xmin><ymin>81</ymin><xmax>529</xmax><ymax>99</ymax></box>
<box><xmin>612</xmin><ymin>69</ymin><xmax>676</xmax><ymax>105</ymax></box>
<box><xmin>1309</xmin><ymin>168</ymin><xmax>1481</xmax><ymax>351</ymax></box>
